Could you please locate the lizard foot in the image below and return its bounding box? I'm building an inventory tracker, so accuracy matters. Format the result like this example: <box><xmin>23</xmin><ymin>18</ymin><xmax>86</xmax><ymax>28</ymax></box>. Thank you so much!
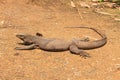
<box><xmin>79</xmin><ymin>51</ymin><xmax>91</xmax><ymax>58</ymax></box>
<box><xmin>69</xmin><ymin>45</ymin><xmax>91</xmax><ymax>58</ymax></box>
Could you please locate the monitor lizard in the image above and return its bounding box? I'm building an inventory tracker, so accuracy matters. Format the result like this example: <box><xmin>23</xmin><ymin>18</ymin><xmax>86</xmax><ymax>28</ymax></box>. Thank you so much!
<box><xmin>15</xmin><ymin>26</ymin><xmax>107</xmax><ymax>58</ymax></box>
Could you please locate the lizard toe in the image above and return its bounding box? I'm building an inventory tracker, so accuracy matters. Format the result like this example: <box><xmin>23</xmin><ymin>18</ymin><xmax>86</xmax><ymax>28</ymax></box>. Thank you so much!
<box><xmin>79</xmin><ymin>52</ymin><xmax>91</xmax><ymax>58</ymax></box>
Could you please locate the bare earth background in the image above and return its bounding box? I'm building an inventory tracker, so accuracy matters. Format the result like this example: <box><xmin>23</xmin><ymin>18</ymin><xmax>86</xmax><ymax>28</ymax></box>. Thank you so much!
<box><xmin>0</xmin><ymin>0</ymin><xmax>120</xmax><ymax>80</ymax></box>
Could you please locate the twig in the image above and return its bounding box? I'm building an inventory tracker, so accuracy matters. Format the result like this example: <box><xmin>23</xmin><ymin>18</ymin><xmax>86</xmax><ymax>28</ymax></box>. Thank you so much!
<box><xmin>94</xmin><ymin>9</ymin><xmax>114</xmax><ymax>16</ymax></box>
<box><xmin>71</xmin><ymin>0</ymin><xmax>83</xmax><ymax>19</ymax></box>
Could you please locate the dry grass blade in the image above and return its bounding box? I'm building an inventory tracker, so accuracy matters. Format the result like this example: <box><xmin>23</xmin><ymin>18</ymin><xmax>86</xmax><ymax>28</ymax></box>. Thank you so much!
<box><xmin>71</xmin><ymin>0</ymin><xmax>83</xmax><ymax>19</ymax></box>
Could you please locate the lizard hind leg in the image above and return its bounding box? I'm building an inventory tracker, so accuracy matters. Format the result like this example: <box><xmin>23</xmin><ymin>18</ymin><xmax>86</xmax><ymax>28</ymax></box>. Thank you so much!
<box><xmin>69</xmin><ymin>45</ymin><xmax>90</xmax><ymax>58</ymax></box>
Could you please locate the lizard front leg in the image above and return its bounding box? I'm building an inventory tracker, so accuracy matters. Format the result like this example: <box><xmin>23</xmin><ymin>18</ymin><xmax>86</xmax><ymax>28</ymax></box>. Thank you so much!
<box><xmin>69</xmin><ymin>44</ymin><xmax>90</xmax><ymax>58</ymax></box>
<box><xmin>15</xmin><ymin>44</ymin><xmax>38</xmax><ymax>50</ymax></box>
<box><xmin>18</xmin><ymin>42</ymin><xmax>33</xmax><ymax>45</ymax></box>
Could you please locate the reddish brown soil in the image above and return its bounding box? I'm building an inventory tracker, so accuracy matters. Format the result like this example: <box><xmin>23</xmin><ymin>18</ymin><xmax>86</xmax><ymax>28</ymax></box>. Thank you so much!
<box><xmin>0</xmin><ymin>0</ymin><xmax>120</xmax><ymax>80</ymax></box>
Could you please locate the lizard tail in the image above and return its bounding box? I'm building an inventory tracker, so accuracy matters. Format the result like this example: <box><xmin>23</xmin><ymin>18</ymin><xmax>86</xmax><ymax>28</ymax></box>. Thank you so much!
<box><xmin>64</xmin><ymin>26</ymin><xmax>107</xmax><ymax>39</ymax></box>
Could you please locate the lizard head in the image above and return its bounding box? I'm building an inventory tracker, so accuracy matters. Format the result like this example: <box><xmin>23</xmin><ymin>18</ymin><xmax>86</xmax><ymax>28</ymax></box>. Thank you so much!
<box><xmin>16</xmin><ymin>33</ymin><xmax>43</xmax><ymax>44</ymax></box>
<box><xmin>16</xmin><ymin>34</ymin><xmax>36</xmax><ymax>44</ymax></box>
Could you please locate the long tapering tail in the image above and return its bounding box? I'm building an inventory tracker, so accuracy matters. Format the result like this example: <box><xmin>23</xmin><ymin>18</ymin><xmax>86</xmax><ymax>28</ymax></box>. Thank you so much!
<box><xmin>64</xmin><ymin>26</ymin><xmax>107</xmax><ymax>39</ymax></box>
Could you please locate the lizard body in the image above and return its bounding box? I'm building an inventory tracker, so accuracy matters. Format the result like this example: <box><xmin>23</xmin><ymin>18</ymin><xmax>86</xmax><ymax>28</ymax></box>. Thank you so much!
<box><xmin>15</xmin><ymin>26</ymin><xmax>107</xmax><ymax>58</ymax></box>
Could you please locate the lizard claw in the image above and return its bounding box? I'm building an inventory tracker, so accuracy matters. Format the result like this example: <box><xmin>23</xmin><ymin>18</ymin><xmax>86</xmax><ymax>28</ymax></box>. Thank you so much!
<box><xmin>79</xmin><ymin>52</ymin><xmax>91</xmax><ymax>59</ymax></box>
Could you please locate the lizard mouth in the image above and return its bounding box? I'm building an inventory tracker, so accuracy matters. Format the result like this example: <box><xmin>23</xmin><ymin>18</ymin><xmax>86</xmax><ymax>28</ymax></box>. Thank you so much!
<box><xmin>16</xmin><ymin>34</ymin><xmax>33</xmax><ymax>45</ymax></box>
<box><xmin>16</xmin><ymin>34</ymin><xmax>25</xmax><ymax>41</ymax></box>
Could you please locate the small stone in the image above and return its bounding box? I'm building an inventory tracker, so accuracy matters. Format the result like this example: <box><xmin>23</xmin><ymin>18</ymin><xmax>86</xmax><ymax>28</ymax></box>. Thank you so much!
<box><xmin>14</xmin><ymin>53</ymin><xmax>20</xmax><ymax>56</ymax></box>
<box><xmin>91</xmin><ymin>3</ymin><xmax>99</xmax><ymax>7</ymax></box>
<box><xmin>114</xmin><ymin>18</ymin><xmax>120</xmax><ymax>21</ymax></box>
<box><xmin>71</xmin><ymin>1</ymin><xmax>76</xmax><ymax>8</ymax></box>
<box><xmin>117</xmin><ymin>67</ymin><xmax>120</xmax><ymax>70</ymax></box>
<box><xmin>79</xmin><ymin>2</ymin><xmax>91</xmax><ymax>8</ymax></box>
<box><xmin>92</xmin><ymin>0</ymin><xmax>99</xmax><ymax>2</ymax></box>
<box><xmin>1</xmin><ymin>20</ymin><xmax>4</xmax><ymax>24</ymax></box>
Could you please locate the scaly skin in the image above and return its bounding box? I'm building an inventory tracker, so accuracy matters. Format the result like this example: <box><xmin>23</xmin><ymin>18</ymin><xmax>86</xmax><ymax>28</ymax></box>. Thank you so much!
<box><xmin>15</xmin><ymin>27</ymin><xmax>107</xmax><ymax>58</ymax></box>
<box><xmin>66</xmin><ymin>26</ymin><xmax>107</xmax><ymax>49</ymax></box>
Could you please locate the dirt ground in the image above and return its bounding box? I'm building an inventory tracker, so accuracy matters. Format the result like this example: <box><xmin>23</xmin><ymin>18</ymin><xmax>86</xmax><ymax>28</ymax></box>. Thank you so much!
<box><xmin>0</xmin><ymin>0</ymin><xmax>120</xmax><ymax>80</ymax></box>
